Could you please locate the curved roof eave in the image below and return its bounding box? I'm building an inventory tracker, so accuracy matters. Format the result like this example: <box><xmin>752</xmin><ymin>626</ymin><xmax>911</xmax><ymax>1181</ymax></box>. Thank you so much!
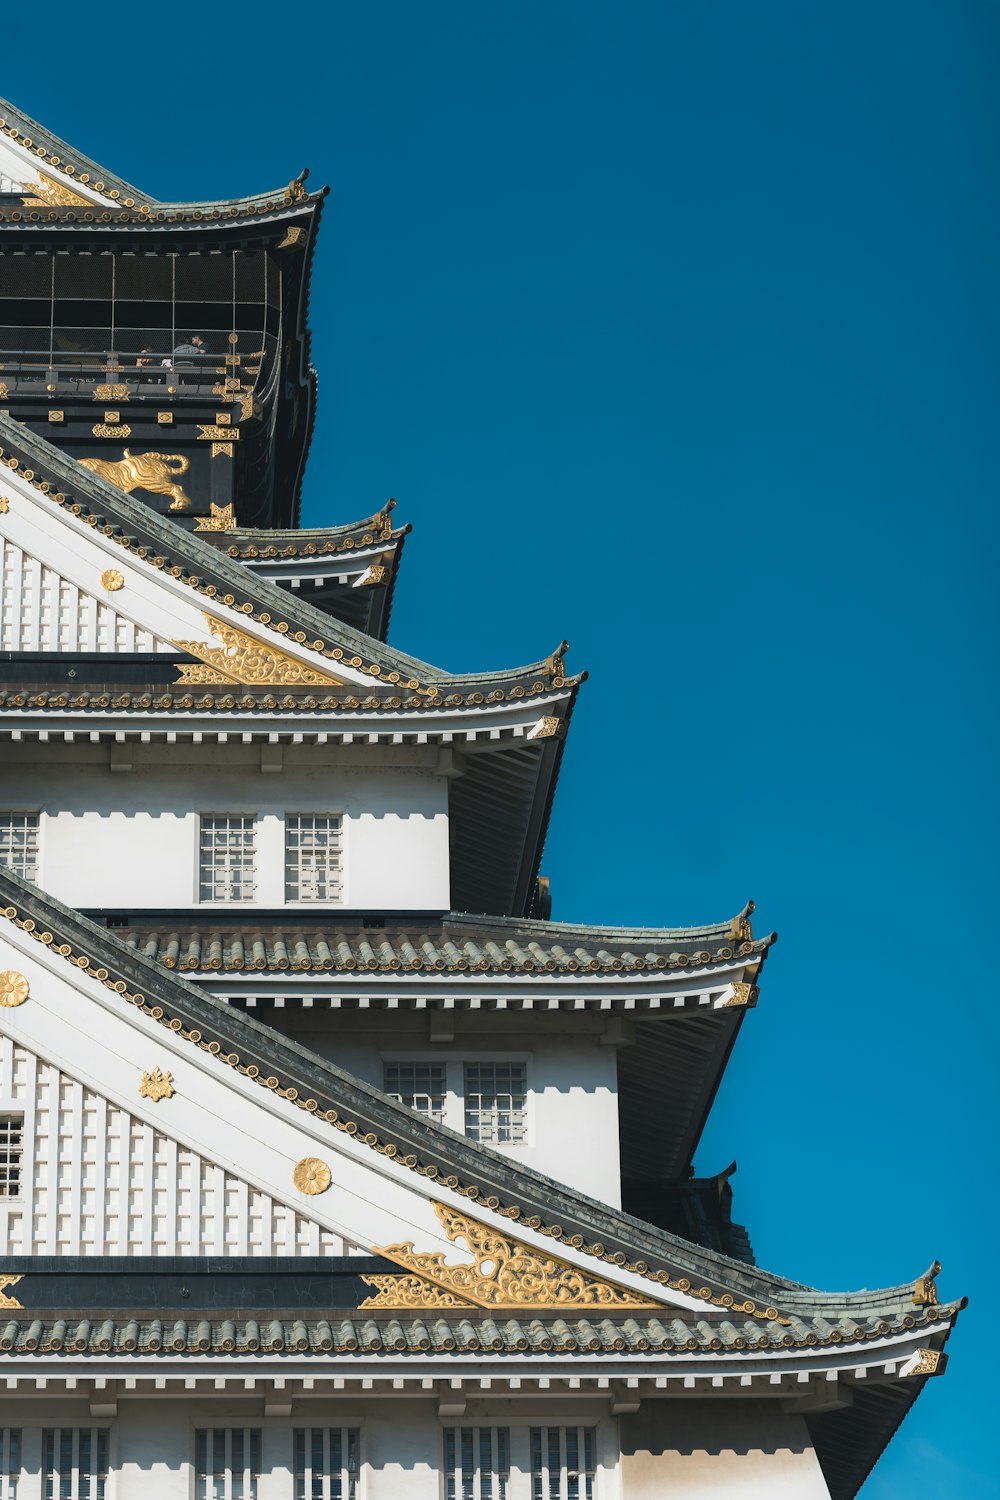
<box><xmin>0</xmin><ymin>94</ymin><xmax>327</xmax><ymax>222</ymax></box>
<box><xmin>0</xmin><ymin>415</ymin><xmax>575</xmax><ymax>694</ymax></box>
<box><xmin>0</xmin><ymin>863</ymin><xmax>962</xmax><ymax>1330</ymax></box>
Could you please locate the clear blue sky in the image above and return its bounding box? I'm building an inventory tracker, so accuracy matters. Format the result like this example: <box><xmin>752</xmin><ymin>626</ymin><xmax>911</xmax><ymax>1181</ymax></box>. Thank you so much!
<box><xmin>10</xmin><ymin>2</ymin><xmax>996</xmax><ymax>1492</ymax></box>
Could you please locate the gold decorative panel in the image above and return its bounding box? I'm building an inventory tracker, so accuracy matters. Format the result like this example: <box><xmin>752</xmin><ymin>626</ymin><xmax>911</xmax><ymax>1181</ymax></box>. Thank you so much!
<box><xmin>0</xmin><ymin>971</ymin><xmax>29</xmax><ymax>1008</ymax></box>
<box><xmin>363</xmin><ymin>1203</ymin><xmax>661</xmax><ymax>1310</ymax></box>
<box><xmin>174</xmin><ymin>615</ymin><xmax>346</xmax><ymax>688</ymax></box>
<box><xmin>194</xmin><ymin>503</ymin><xmax>237</xmax><ymax>533</ymax></box>
<box><xmin>139</xmin><ymin>1066</ymin><xmax>174</xmax><ymax>1102</ymax></box>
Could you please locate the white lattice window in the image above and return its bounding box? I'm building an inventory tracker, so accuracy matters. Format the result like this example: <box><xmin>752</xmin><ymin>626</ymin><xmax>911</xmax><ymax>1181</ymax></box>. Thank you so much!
<box><xmin>43</xmin><ymin>1429</ymin><xmax>108</xmax><ymax>1500</ymax></box>
<box><xmin>445</xmin><ymin>1427</ymin><xmax>509</xmax><ymax>1500</ymax></box>
<box><xmin>0</xmin><ymin>814</ymin><xmax>38</xmax><ymax>882</ymax></box>
<box><xmin>0</xmin><ymin>1118</ymin><xmax>23</xmax><ymax>1198</ymax></box>
<box><xmin>464</xmin><ymin>1063</ymin><xmax>527</xmax><ymax>1144</ymax></box>
<box><xmin>199</xmin><ymin>816</ymin><xmax>256</xmax><ymax>902</ymax></box>
<box><xmin>285</xmin><ymin>814</ymin><xmax>342</xmax><ymax>901</ymax></box>
<box><xmin>531</xmin><ymin>1428</ymin><xmax>596</xmax><ymax>1500</ymax></box>
<box><xmin>384</xmin><ymin>1063</ymin><xmax>446</xmax><ymax>1122</ymax></box>
<box><xmin>0</xmin><ymin>1430</ymin><xmax>20</xmax><ymax>1500</ymax></box>
<box><xmin>195</xmin><ymin>1429</ymin><xmax>261</xmax><ymax>1500</ymax></box>
<box><xmin>294</xmin><ymin>1428</ymin><xmax>360</xmax><ymax>1500</ymax></box>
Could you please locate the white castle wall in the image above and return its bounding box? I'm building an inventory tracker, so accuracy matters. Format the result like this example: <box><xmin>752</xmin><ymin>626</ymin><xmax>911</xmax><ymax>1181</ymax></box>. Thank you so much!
<box><xmin>4</xmin><ymin>745</ymin><xmax>451</xmax><ymax>912</ymax></box>
<box><xmin>294</xmin><ymin>1020</ymin><xmax>623</xmax><ymax>1208</ymax></box>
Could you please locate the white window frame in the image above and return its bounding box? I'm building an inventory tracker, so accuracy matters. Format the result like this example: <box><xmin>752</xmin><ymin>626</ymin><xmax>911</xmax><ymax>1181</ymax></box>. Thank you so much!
<box><xmin>293</xmin><ymin>1427</ymin><xmax>361</xmax><ymax>1500</ymax></box>
<box><xmin>0</xmin><ymin>1429</ymin><xmax>19</xmax><ymax>1500</ymax></box>
<box><xmin>379</xmin><ymin>1053</ymin><xmax>532</xmax><ymax>1148</ymax></box>
<box><xmin>382</xmin><ymin>1060</ymin><xmax>448</xmax><ymax>1123</ymax></box>
<box><xmin>444</xmin><ymin>1425</ymin><xmax>510</xmax><ymax>1500</ymax></box>
<box><xmin>197</xmin><ymin>814</ymin><xmax>258</xmax><ymax>905</ymax></box>
<box><xmin>463</xmin><ymin>1059</ymin><xmax>529</xmax><ymax>1146</ymax></box>
<box><xmin>0</xmin><ymin>1115</ymin><xmax>24</xmax><ymax>1201</ymax></box>
<box><xmin>283</xmin><ymin>812</ymin><xmax>344</xmax><ymax>904</ymax></box>
<box><xmin>529</xmin><ymin>1426</ymin><xmax>598</xmax><ymax>1500</ymax></box>
<box><xmin>0</xmin><ymin>811</ymin><xmax>40</xmax><ymax>885</ymax></box>
<box><xmin>194</xmin><ymin>1427</ymin><xmax>262</xmax><ymax>1500</ymax></box>
<box><xmin>42</xmin><ymin>1427</ymin><xmax>109</xmax><ymax>1500</ymax></box>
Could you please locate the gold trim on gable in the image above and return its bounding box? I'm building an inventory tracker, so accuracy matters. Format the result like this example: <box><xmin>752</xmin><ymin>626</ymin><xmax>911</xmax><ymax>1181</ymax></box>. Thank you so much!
<box><xmin>174</xmin><ymin>614</ymin><xmax>346</xmax><ymax>687</ymax></box>
<box><xmin>363</xmin><ymin>1202</ymin><xmax>661</xmax><ymax>1310</ymax></box>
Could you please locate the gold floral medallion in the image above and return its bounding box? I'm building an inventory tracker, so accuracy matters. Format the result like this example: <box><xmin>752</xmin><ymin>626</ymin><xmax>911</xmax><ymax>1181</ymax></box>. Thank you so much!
<box><xmin>101</xmin><ymin>569</ymin><xmax>124</xmax><ymax>592</ymax></box>
<box><xmin>0</xmin><ymin>972</ymin><xmax>29</xmax><ymax>1007</ymax></box>
<box><xmin>293</xmin><ymin>1157</ymin><xmax>332</xmax><ymax>1195</ymax></box>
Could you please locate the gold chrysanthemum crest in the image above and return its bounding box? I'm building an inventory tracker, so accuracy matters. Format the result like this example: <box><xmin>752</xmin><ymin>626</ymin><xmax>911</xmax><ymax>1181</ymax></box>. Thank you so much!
<box><xmin>293</xmin><ymin>1157</ymin><xmax>332</xmax><ymax>1195</ymax></box>
<box><xmin>0</xmin><ymin>971</ymin><xmax>29</xmax><ymax>1007</ymax></box>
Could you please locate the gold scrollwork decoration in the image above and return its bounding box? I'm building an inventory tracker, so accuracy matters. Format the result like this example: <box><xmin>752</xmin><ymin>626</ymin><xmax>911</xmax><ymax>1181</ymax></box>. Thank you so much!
<box><xmin>77</xmin><ymin>451</ymin><xmax>194</xmax><ymax>512</ymax></box>
<box><xmin>21</xmin><ymin>171</ymin><xmax>90</xmax><ymax>207</ymax></box>
<box><xmin>723</xmin><ymin>981</ymin><xmax>759</xmax><ymax>1008</ymax></box>
<box><xmin>357</xmin><ymin>565</ymin><xmax>387</xmax><ymax>586</ymax></box>
<box><xmin>912</xmin><ymin>1261</ymin><xmax>942</xmax><ymax>1307</ymax></box>
<box><xmin>92</xmin><ymin>384</ymin><xmax>130</xmax><ymax>402</ymax></box>
<box><xmin>197</xmin><ymin>425</ymin><xmax>240</xmax><ymax>443</ymax></box>
<box><xmin>526</xmin><ymin>716</ymin><xmax>563</xmax><ymax>742</ymax></box>
<box><xmin>92</xmin><ymin>423</ymin><xmax>132</xmax><ymax>439</ymax></box>
<box><xmin>365</xmin><ymin>1202</ymin><xmax>661</xmax><ymax>1310</ymax></box>
<box><xmin>174</xmin><ymin>614</ymin><xmax>346</xmax><ymax>688</ymax></box>
<box><xmin>139</xmin><ymin>1066</ymin><xmax>175</xmax><ymax>1103</ymax></box>
<box><xmin>0</xmin><ymin>1273</ymin><xmax>23</xmax><ymax>1310</ymax></box>
<box><xmin>0</xmin><ymin>971</ymin><xmax>29</xmax><ymax>1008</ymax></box>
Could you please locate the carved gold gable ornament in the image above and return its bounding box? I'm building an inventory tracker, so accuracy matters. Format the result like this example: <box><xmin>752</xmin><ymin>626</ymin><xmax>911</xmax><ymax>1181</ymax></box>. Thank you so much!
<box><xmin>174</xmin><ymin>615</ymin><xmax>346</xmax><ymax>687</ymax></box>
<box><xmin>0</xmin><ymin>1273</ymin><xmax>23</xmax><ymax>1310</ymax></box>
<box><xmin>361</xmin><ymin>1203</ymin><xmax>662</xmax><ymax>1310</ymax></box>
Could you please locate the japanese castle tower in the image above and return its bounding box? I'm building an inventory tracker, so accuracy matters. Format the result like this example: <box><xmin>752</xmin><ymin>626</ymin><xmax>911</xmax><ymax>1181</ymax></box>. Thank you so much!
<box><xmin>0</xmin><ymin>97</ymin><xmax>960</xmax><ymax>1500</ymax></box>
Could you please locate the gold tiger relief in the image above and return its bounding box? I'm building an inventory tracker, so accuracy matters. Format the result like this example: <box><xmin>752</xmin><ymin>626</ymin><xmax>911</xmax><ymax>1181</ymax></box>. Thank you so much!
<box><xmin>77</xmin><ymin>450</ymin><xmax>195</xmax><ymax>511</ymax></box>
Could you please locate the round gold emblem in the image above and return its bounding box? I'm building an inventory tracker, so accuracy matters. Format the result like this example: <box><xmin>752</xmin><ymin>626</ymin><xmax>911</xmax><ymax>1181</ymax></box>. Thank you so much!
<box><xmin>101</xmin><ymin>569</ymin><xmax>124</xmax><ymax>592</ymax></box>
<box><xmin>0</xmin><ymin>971</ymin><xmax>29</xmax><ymax>1007</ymax></box>
<box><xmin>293</xmin><ymin>1156</ymin><xmax>331</xmax><ymax>1195</ymax></box>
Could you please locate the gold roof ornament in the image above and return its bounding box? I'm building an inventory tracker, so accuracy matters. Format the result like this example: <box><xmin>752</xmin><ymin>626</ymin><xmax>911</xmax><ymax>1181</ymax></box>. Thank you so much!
<box><xmin>363</xmin><ymin>1202</ymin><xmax>661</xmax><ymax>1310</ymax></box>
<box><xmin>174</xmin><ymin>614</ymin><xmax>346</xmax><ymax>687</ymax></box>
<box><xmin>912</xmin><ymin>1260</ymin><xmax>942</xmax><ymax>1307</ymax></box>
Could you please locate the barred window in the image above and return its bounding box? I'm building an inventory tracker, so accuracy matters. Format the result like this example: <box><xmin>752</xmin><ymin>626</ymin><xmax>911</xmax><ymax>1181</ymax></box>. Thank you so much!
<box><xmin>195</xmin><ymin>1429</ymin><xmax>261</xmax><ymax>1500</ymax></box>
<box><xmin>531</xmin><ymin>1428</ymin><xmax>596</xmax><ymax>1500</ymax></box>
<box><xmin>0</xmin><ymin>814</ymin><xmax>38</xmax><ymax>883</ymax></box>
<box><xmin>285</xmin><ymin>814</ymin><xmax>342</xmax><ymax>902</ymax></box>
<box><xmin>445</xmin><ymin>1427</ymin><xmax>509</xmax><ymax>1500</ymax></box>
<box><xmin>43</xmin><ymin>1429</ymin><xmax>108</xmax><ymax>1500</ymax></box>
<box><xmin>294</xmin><ymin>1428</ymin><xmax>360</xmax><ymax>1500</ymax></box>
<box><xmin>384</xmin><ymin>1063</ymin><xmax>446</xmax><ymax>1122</ymax></box>
<box><xmin>199</xmin><ymin>816</ymin><xmax>256</xmax><ymax>902</ymax></box>
<box><xmin>464</xmin><ymin>1063</ymin><xmax>527</xmax><ymax>1144</ymax></box>
<box><xmin>0</xmin><ymin>1429</ymin><xmax>19</xmax><ymax>1500</ymax></box>
<box><xmin>0</xmin><ymin>1118</ymin><xmax>23</xmax><ymax>1198</ymax></box>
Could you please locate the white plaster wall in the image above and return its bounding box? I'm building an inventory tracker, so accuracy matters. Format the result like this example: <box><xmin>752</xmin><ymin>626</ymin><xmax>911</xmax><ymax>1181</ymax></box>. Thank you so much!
<box><xmin>0</xmin><ymin>1398</ymin><xmax>626</xmax><ymax>1500</ymax></box>
<box><xmin>294</xmin><ymin>1023</ymin><xmax>622</xmax><ymax>1208</ymax></box>
<box><xmin>4</xmin><ymin>753</ymin><xmax>450</xmax><ymax>911</ymax></box>
<box><xmin>619</xmin><ymin>1401</ymin><xmax>832</xmax><ymax>1498</ymax></box>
